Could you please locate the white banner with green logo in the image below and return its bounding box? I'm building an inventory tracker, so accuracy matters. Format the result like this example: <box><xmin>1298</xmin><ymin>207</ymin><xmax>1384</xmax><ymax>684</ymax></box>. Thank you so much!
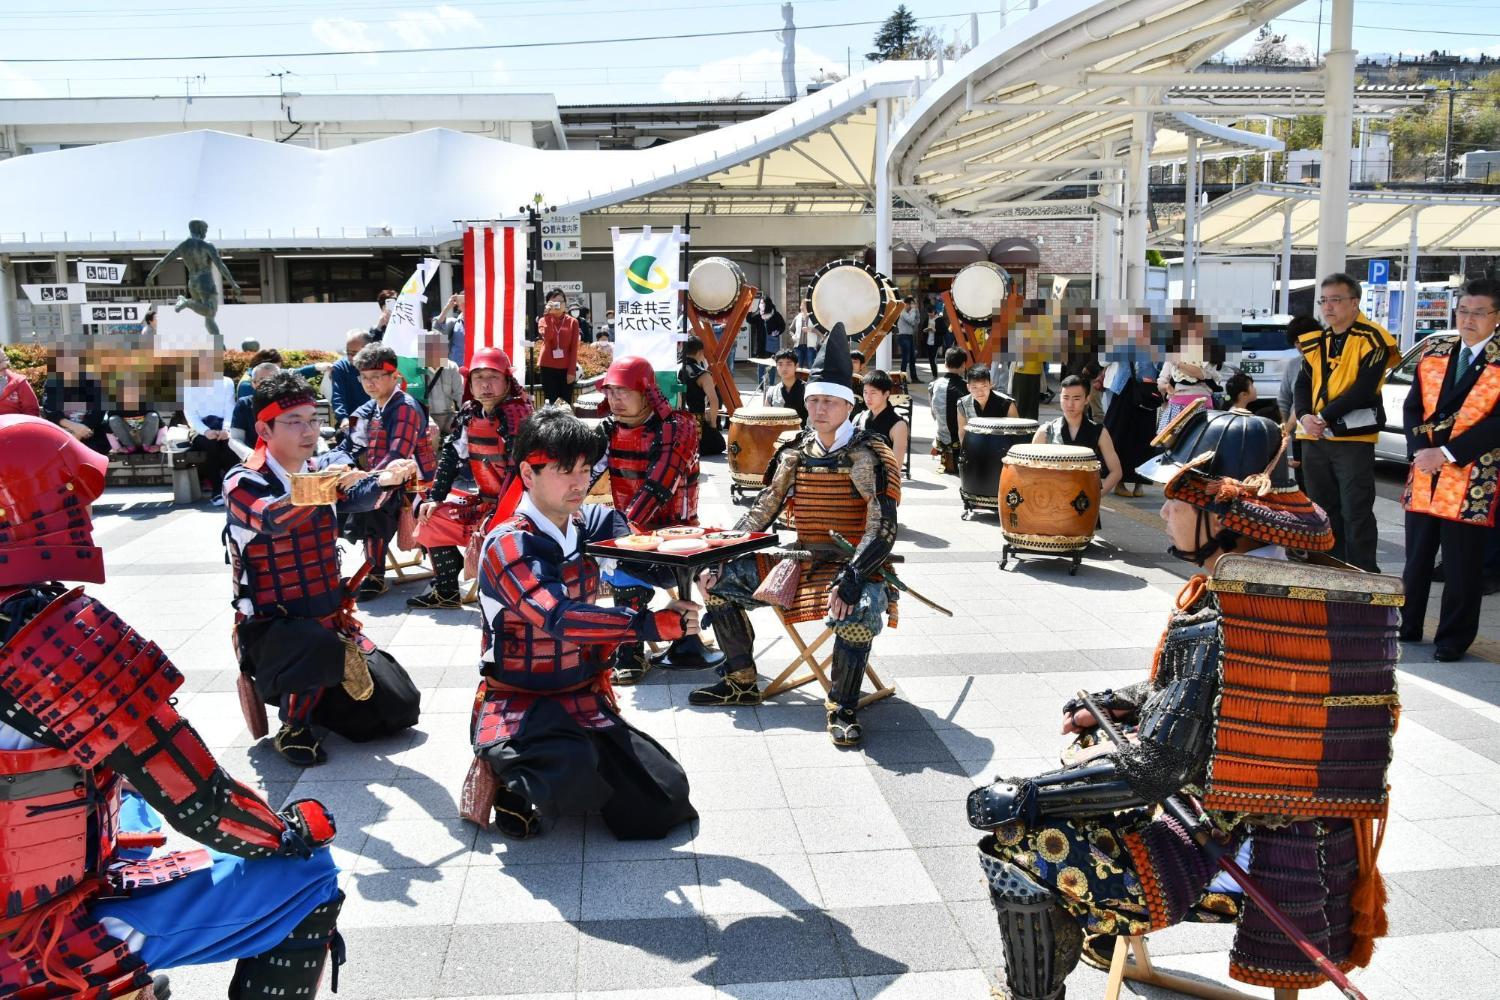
<box><xmin>611</xmin><ymin>225</ymin><xmax>686</xmax><ymax>372</ymax></box>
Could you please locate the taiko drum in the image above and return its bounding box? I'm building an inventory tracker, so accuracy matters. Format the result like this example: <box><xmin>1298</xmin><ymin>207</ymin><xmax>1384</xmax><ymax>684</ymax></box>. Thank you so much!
<box><xmin>998</xmin><ymin>443</ymin><xmax>1101</xmax><ymax>552</ymax></box>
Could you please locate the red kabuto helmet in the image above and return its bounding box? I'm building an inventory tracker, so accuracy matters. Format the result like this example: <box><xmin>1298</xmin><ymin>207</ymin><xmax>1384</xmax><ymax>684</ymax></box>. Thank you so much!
<box><xmin>467</xmin><ymin>347</ymin><xmax>513</xmax><ymax>380</ymax></box>
<box><xmin>602</xmin><ymin>356</ymin><xmax>671</xmax><ymax>419</ymax></box>
<box><xmin>0</xmin><ymin>414</ymin><xmax>110</xmax><ymax>586</ymax></box>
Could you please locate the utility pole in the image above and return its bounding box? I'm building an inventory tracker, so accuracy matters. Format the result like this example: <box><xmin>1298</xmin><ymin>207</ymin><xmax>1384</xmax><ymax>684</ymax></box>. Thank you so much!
<box><xmin>1443</xmin><ymin>68</ymin><xmax>1457</xmax><ymax>182</ymax></box>
<box><xmin>780</xmin><ymin>3</ymin><xmax>796</xmax><ymax>100</ymax></box>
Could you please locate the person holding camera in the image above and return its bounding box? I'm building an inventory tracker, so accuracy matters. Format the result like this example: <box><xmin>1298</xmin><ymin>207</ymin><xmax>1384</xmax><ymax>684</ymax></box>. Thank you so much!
<box><xmin>536</xmin><ymin>288</ymin><xmax>580</xmax><ymax>404</ymax></box>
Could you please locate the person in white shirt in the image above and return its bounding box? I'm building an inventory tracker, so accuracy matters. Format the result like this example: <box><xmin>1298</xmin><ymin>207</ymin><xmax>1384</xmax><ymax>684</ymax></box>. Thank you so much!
<box><xmin>182</xmin><ymin>350</ymin><xmax>239</xmax><ymax>503</ymax></box>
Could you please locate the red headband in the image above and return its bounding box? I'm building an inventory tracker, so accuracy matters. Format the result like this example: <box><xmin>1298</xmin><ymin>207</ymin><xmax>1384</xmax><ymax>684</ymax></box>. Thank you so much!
<box><xmin>257</xmin><ymin>395</ymin><xmax>317</xmax><ymax>424</ymax></box>
<box><xmin>523</xmin><ymin>450</ymin><xmax>553</xmax><ymax>467</ymax></box>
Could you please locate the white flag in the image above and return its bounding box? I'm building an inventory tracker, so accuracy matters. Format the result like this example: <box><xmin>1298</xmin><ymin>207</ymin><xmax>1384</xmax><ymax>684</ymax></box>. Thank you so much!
<box><xmin>612</xmin><ymin>227</ymin><xmax>685</xmax><ymax>371</ymax></box>
<box><xmin>383</xmin><ymin>257</ymin><xmax>441</xmax><ymax>358</ymax></box>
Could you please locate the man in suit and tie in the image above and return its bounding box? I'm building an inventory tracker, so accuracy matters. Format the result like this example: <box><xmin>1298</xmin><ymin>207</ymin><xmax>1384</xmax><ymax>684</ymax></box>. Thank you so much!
<box><xmin>1402</xmin><ymin>279</ymin><xmax>1500</xmax><ymax>661</ymax></box>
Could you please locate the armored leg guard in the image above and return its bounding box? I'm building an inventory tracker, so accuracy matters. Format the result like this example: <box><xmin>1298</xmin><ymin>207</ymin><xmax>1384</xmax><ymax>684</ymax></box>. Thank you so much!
<box><xmin>408</xmin><ymin>545</ymin><xmax>465</xmax><ymax>607</ymax></box>
<box><xmin>687</xmin><ymin>599</ymin><xmax>762</xmax><ymax>706</ymax></box>
<box><xmin>979</xmin><ymin>856</ymin><xmax>1083</xmax><ymax>1000</ymax></box>
<box><xmin>824</xmin><ymin>628</ymin><xmax>872</xmax><ymax>745</ymax></box>
<box><xmin>611</xmin><ymin>585</ymin><xmax>656</xmax><ymax>685</ymax></box>
<box><xmin>229</xmin><ymin>890</ymin><xmax>346</xmax><ymax>999</ymax></box>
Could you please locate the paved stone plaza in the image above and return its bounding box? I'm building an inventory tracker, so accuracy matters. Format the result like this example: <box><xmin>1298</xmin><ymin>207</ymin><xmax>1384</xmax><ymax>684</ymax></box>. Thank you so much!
<box><xmin>89</xmin><ymin>386</ymin><xmax>1500</xmax><ymax>1000</ymax></box>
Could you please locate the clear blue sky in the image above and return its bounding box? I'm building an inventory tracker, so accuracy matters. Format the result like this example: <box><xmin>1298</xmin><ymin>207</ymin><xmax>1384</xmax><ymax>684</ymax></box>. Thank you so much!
<box><xmin>0</xmin><ymin>0</ymin><xmax>1492</xmax><ymax>105</ymax></box>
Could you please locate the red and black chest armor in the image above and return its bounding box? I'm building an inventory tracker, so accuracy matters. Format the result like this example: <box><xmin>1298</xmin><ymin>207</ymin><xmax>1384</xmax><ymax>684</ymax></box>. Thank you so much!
<box><xmin>607</xmin><ymin>414</ymin><xmax>700</xmax><ymax>529</ymax></box>
<box><xmin>465</xmin><ymin>413</ymin><xmax>508</xmax><ymax>497</ymax></box>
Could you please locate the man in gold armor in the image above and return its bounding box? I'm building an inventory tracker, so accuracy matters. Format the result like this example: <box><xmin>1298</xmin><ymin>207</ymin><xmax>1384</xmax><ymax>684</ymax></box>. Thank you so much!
<box><xmin>691</xmin><ymin>323</ymin><xmax>900</xmax><ymax>746</ymax></box>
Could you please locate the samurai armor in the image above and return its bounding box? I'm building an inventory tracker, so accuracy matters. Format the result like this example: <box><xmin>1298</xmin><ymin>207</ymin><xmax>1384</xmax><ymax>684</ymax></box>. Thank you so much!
<box><xmin>1205</xmin><ymin>555</ymin><xmax>1402</xmax><ymax>820</ymax></box>
<box><xmin>0</xmin><ymin>587</ymin><xmax>183</xmax><ymax>766</ymax></box>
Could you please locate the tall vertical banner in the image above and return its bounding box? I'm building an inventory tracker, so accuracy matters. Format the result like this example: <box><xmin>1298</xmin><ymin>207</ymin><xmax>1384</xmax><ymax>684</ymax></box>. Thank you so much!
<box><xmin>382</xmin><ymin>257</ymin><xmax>440</xmax><ymax>358</ymax></box>
<box><xmin>612</xmin><ymin>225</ymin><xmax>687</xmax><ymax>372</ymax></box>
<box><xmin>463</xmin><ymin>224</ymin><xmax>528</xmax><ymax>368</ymax></box>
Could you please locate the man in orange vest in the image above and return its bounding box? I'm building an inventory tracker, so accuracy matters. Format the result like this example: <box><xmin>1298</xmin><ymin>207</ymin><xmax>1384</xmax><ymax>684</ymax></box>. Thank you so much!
<box><xmin>1402</xmin><ymin>278</ymin><xmax>1500</xmax><ymax>661</ymax></box>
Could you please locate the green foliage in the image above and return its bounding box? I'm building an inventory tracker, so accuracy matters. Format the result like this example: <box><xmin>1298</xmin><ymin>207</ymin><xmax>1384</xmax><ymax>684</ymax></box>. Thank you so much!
<box><xmin>1146</xmin><ymin>249</ymin><xmax>1167</xmax><ymax>268</ymax></box>
<box><xmin>1388</xmin><ymin>70</ymin><xmax>1500</xmax><ymax>178</ymax></box>
<box><xmin>868</xmin><ymin>5</ymin><xmax>921</xmax><ymax>62</ymax></box>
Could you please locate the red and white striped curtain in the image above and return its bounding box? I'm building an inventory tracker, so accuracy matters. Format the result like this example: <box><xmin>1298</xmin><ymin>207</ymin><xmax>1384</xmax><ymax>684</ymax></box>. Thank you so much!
<box><xmin>462</xmin><ymin>223</ymin><xmax>528</xmax><ymax>368</ymax></box>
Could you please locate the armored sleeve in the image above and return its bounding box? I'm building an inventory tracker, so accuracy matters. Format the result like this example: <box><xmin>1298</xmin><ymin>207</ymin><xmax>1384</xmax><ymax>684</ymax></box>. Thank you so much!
<box><xmin>833</xmin><ymin>446</ymin><xmax>898</xmax><ymax>604</ymax></box>
<box><xmin>623</xmin><ymin>413</ymin><xmax>699</xmax><ymax>527</ymax></box>
<box><xmin>969</xmin><ymin>616</ymin><xmax>1220</xmax><ymax>826</ymax></box>
<box><xmin>429</xmin><ymin>419</ymin><xmax>465</xmax><ymax>503</ymax></box>
<box><xmin>737</xmin><ymin>443</ymin><xmax>799</xmax><ymax>532</ymax></box>
<box><xmin>0</xmin><ymin>590</ymin><xmax>308</xmax><ymax>859</ymax></box>
<box><xmin>370</xmin><ymin>398</ymin><xmax>425</xmax><ymax>471</ymax></box>
<box><xmin>479</xmin><ymin>527</ymin><xmax>684</xmax><ymax>647</ymax></box>
<box><xmin>225</xmin><ymin>465</ymin><xmax>320</xmax><ymax>536</ymax></box>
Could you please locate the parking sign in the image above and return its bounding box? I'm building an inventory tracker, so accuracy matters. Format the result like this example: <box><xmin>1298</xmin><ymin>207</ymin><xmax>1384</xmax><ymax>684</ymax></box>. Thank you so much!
<box><xmin>1367</xmin><ymin>260</ymin><xmax>1390</xmax><ymax>287</ymax></box>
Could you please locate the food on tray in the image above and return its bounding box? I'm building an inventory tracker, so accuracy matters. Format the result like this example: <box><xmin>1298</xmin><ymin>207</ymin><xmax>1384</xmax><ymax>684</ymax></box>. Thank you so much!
<box><xmin>704</xmin><ymin>530</ymin><xmax>751</xmax><ymax>546</ymax></box>
<box><xmin>655</xmin><ymin>526</ymin><xmax>706</xmax><ymax>539</ymax></box>
<box><xmin>615</xmin><ymin>534</ymin><xmax>661</xmax><ymax>550</ymax></box>
<box><xmin>658</xmin><ymin>538</ymin><xmax>710</xmax><ymax>555</ymax></box>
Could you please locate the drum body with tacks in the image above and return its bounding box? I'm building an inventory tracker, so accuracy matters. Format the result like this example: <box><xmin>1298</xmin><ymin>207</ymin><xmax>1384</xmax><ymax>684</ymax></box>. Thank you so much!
<box><xmin>999</xmin><ymin>444</ymin><xmax>1100</xmax><ymax>570</ymax></box>
<box><xmin>687</xmin><ymin>257</ymin><xmax>746</xmax><ymax>316</ymax></box>
<box><xmin>959</xmin><ymin>417</ymin><xmax>1037</xmax><ymax>514</ymax></box>
<box><xmin>727</xmin><ymin>405</ymin><xmax>802</xmax><ymax>496</ymax></box>
<box><xmin>807</xmin><ymin>258</ymin><xmax>899</xmax><ymax>339</ymax></box>
<box><xmin>573</xmin><ymin>391</ymin><xmax>606</xmax><ymax>419</ymax></box>
<box><xmin>949</xmin><ymin>261</ymin><xmax>1011</xmax><ymax>326</ymax></box>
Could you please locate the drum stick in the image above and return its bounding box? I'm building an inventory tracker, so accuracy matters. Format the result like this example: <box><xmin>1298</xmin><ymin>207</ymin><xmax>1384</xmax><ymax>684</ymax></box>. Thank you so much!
<box><xmin>1076</xmin><ymin>690</ymin><xmax>1370</xmax><ymax>1000</ymax></box>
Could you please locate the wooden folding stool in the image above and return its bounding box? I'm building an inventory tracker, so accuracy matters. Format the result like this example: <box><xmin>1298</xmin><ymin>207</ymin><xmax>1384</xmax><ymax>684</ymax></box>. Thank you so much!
<box><xmin>759</xmin><ymin>608</ymin><xmax>894</xmax><ymax>709</ymax></box>
<box><xmin>1104</xmin><ymin>936</ymin><xmax>1299</xmax><ymax>1000</ymax></box>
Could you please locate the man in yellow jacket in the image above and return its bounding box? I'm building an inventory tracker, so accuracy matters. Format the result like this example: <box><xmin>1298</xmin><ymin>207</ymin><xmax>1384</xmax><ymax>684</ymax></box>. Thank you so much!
<box><xmin>1401</xmin><ymin>278</ymin><xmax>1500</xmax><ymax>661</ymax></box>
<box><xmin>1292</xmin><ymin>272</ymin><xmax>1399</xmax><ymax>572</ymax></box>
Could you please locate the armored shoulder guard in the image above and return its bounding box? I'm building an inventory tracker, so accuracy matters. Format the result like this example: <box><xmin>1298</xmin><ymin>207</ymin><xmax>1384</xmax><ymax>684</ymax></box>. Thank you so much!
<box><xmin>0</xmin><ymin>588</ymin><xmax>184</xmax><ymax>766</ymax></box>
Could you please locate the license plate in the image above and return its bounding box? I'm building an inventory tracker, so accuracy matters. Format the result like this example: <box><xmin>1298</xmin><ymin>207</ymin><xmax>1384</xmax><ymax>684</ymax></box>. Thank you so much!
<box><xmin>1241</xmin><ymin>361</ymin><xmax>1264</xmax><ymax>374</ymax></box>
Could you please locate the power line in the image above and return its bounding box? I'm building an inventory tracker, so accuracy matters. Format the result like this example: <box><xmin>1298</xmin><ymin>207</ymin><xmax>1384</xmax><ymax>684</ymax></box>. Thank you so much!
<box><xmin>0</xmin><ymin>9</ymin><xmax>1000</xmax><ymax>63</ymax></box>
<box><xmin>0</xmin><ymin>0</ymin><xmax>850</xmax><ymax>32</ymax></box>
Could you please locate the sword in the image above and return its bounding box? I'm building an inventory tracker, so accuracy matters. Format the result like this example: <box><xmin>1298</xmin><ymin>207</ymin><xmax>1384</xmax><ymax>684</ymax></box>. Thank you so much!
<box><xmin>1076</xmin><ymin>690</ymin><xmax>1370</xmax><ymax>1000</ymax></box>
<box><xmin>827</xmin><ymin>530</ymin><xmax>953</xmax><ymax>617</ymax></box>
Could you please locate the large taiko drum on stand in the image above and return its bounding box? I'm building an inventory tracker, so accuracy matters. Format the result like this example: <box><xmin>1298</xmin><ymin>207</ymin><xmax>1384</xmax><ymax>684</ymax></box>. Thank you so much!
<box><xmin>959</xmin><ymin>417</ymin><xmax>1037</xmax><ymax>516</ymax></box>
<box><xmin>688</xmin><ymin>257</ymin><xmax>746</xmax><ymax>316</ymax></box>
<box><xmin>727</xmin><ymin>405</ymin><xmax>802</xmax><ymax>500</ymax></box>
<box><xmin>998</xmin><ymin>443</ymin><xmax>1101</xmax><ymax>575</ymax></box>
<box><xmin>808</xmin><ymin>258</ymin><xmax>900</xmax><ymax>340</ymax></box>
<box><xmin>950</xmin><ymin>261</ymin><xmax>1011</xmax><ymax>326</ymax></box>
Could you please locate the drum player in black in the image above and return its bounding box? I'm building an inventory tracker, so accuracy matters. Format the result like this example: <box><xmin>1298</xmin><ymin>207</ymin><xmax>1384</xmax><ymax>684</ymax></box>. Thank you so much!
<box><xmin>762</xmin><ymin>348</ymin><xmax>807</xmax><ymax>426</ymax></box>
<box><xmin>955</xmin><ymin>364</ymin><xmax>1018</xmax><ymax>444</ymax></box>
<box><xmin>854</xmin><ymin>369</ymin><xmax>909</xmax><ymax>473</ymax></box>
<box><xmin>1034</xmin><ymin>373</ymin><xmax>1123</xmax><ymax>497</ymax></box>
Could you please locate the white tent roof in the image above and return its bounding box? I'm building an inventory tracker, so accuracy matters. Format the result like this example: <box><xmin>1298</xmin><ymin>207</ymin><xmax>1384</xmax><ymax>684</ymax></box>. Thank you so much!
<box><xmin>0</xmin><ymin>63</ymin><xmax>924</xmax><ymax>252</ymax></box>
<box><xmin>1160</xmin><ymin>182</ymin><xmax>1500</xmax><ymax>254</ymax></box>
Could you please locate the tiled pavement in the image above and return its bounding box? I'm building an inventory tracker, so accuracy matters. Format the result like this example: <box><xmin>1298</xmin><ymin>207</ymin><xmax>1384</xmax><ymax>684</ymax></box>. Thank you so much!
<box><xmin>87</xmin><ymin>385</ymin><xmax>1500</xmax><ymax>999</ymax></box>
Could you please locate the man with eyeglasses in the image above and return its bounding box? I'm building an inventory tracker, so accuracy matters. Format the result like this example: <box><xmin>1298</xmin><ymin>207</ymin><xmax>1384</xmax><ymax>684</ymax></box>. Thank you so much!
<box><xmin>1401</xmin><ymin>278</ymin><xmax>1500</xmax><ymax>661</ymax></box>
<box><xmin>327</xmin><ymin>329</ymin><xmax>372</xmax><ymax>430</ymax></box>
<box><xmin>342</xmin><ymin>342</ymin><xmax>433</xmax><ymax>600</ymax></box>
<box><xmin>1292</xmin><ymin>273</ymin><xmax>1399</xmax><ymax>571</ymax></box>
<box><xmin>225</xmin><ymin>370</ymin><xmax>422</xmax><ymax>766</ymax></box>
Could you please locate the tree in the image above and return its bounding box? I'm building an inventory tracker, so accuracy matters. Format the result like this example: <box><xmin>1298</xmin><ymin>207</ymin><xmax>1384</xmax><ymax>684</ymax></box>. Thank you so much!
<box><xmin>868</xmin><ymin>5</ymin><xmax>921</xmax><ymax>62</ymax></box>
<box><xmin>1245</xmin><ymin>24</ymin><xmax>1311</xmax><ymax>67</ymax></box>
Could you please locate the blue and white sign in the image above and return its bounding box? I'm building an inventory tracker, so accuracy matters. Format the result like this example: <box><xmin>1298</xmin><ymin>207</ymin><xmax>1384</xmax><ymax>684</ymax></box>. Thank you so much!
<box><xmin>1367</xmin><ymin>259</ymin><xmax>1390</xmax><ymax>287</ymax></box>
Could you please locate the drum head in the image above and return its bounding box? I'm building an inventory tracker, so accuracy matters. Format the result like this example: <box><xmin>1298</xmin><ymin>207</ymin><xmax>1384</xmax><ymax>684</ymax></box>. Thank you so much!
<box><xmin>809</xmin><ymin>259</ymin><xmax>887</xmax><ymax>337</ymax></box>
<box><xmin>732</xmin><ymin>405</ymin><xmax>799</xmax><ymax>422</ymax></box>
<box><xmin>951</xmin><ymin>262</ymin><xmax>1010</xmax><ymax>325</ymax></box>
<box><xmin>687</xmin><ymin>257</ymin><xmax>745</xmax><ymax>316</ymax></box>
<box><xmin>1005</xmin><ymin>443</ymin><xmax>1097</xmax><ymax>464</ymax></box>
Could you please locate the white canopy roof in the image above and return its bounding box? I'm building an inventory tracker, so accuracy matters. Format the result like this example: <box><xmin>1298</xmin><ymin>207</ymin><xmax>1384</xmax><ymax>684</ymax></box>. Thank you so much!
<box><xmin>1160</xmin><ymin>182</ymin><xmax>1500</xmax><ymax>254</ymax></box>
<box><xmin>0</xmin><ymin>63</ymin><xmax>924</xmax><ymax>252</ymax></box>
<box><xmin>888</xmin><ymin>0</ymin><xmax>1326</xmax><ymax>217</ymax></box>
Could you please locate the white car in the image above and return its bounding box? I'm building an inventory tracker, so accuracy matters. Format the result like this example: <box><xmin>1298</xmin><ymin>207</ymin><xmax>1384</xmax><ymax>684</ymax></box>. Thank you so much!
<box><xmin>1226</xmin><ymin>317</ymin><xmax>1299</xmax><ymax>411</ymax></box>
<box><xmin>1377</xmin><ymin>333</ymin><xmax>1450</xmax><ymax>463</ymax></box>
